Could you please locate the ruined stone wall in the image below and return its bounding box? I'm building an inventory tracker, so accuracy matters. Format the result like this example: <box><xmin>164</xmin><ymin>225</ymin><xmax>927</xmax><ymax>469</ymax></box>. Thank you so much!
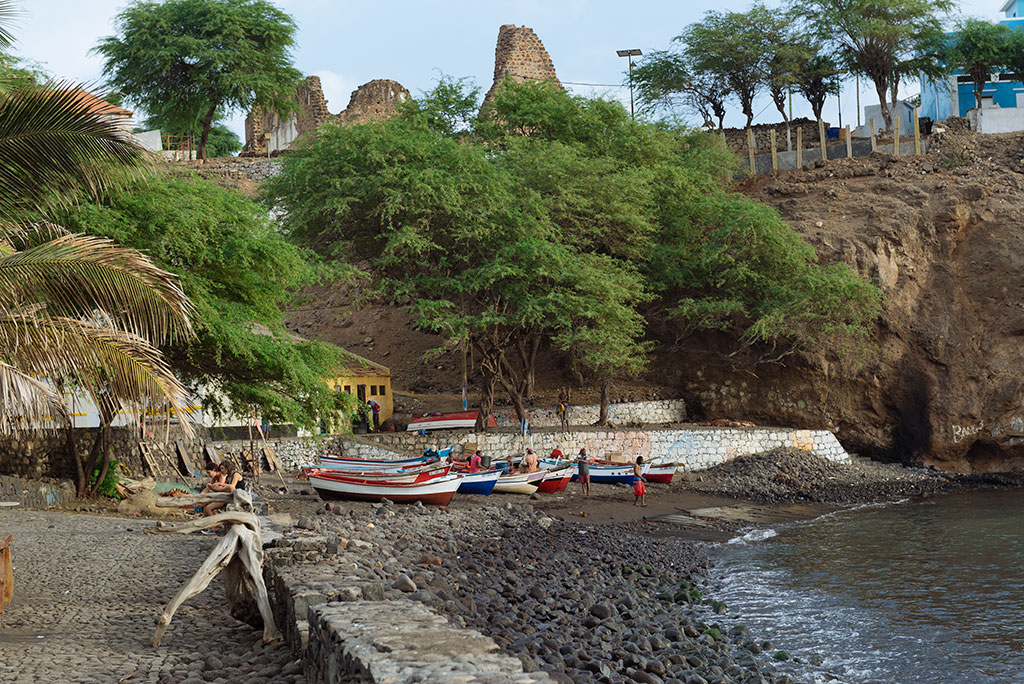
<box><xmin>335</xmin><ymin>79</ymin><xmax>410</xmax><ymax>125</ymax></box>
<box><xmin>243</xmin><ymin>76</ymin><xmax>331</xmax><ymax>157</ymax></box>
<box><xmin>484</xmin><ymin>24</ymin><xmax>561</xmax><ymax>101</ymax></box>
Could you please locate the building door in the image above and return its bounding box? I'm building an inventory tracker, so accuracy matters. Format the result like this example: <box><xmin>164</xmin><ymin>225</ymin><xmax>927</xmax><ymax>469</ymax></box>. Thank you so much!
<box><xmin>357</xmin><ymin>384</ymin><xmax>366</xmax><ymax>402</ymax></box>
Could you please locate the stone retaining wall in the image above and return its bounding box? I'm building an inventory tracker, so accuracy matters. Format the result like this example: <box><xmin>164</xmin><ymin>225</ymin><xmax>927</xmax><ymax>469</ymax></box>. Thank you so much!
<box><xmin>345</xmin><ymin>425</ymin><xmax>849</xmax><ymax>468</ymax></box>
<box><xmin>492</xmin><ymin>398</ymin><xmax>687</xmax><ymax>429</ymax></box>
<box><xmin>0</xmin><ymin>475</ymin><xmax>75</xmax><ymax>509</ymax></box>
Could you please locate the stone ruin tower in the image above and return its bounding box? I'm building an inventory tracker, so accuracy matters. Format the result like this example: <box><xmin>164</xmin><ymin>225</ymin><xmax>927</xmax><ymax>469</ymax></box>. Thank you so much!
<box><xmin>483</xmin><ymin>24</ymin><xmax>562</xmax><ymax>102</ymax></box>
<box><xmin>336</xmin><ymin>80</ymin><xmax>411</xmax><ymax>125</ymax></box>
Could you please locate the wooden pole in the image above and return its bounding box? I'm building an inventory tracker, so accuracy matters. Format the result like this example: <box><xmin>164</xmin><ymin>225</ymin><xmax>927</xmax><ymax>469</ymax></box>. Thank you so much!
<box><xmin>845</xmin><ymin>125</ymin><xmax>852</xmax><ymax>158</ymax></box>
<box><xmin>720</xmin><ymin>131</ymin><xmax>726</xmax><ymax>149</ymax></box>
<box><xmin>856</xmin><ymin>74</ymin><xmax>861</xmax><ymax>128</ymax></box>
<box><xmin>818</xmin><ymin>119</ymin><xmax>827</xmax><ymax>161</ymax></box>
<box><xmin>893</xmin><ymin>116</ymin><xmax>900</xmax><ymax>157</ymax></box>
<box><xmin>747</xmin><ymin>128</ymin><xmax>756</xmax><ymax>174</ymax></box>
<box><xmin>913</xmin><ymin>109</ymin><xmax>921</xmax><ymax>155</ymax></box>
<box><xmin>870</xmin><ymin>119</ymin><xmax>877</xmax><ymax>152</ymax></box>
<box><xmin>796</xmin><ymin>127</ymin><xmax>803</xmax><ymax>168</ymax></box>
<box><xmin>769</xmin><ymin>128</ymin><xmax>778</xmax><ymax>170</ymax></box>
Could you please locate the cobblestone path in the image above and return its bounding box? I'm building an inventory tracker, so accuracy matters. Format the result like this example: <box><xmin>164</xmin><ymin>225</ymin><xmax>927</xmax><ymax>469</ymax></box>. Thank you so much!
<box><xmin>0</xmin><ymin>510</ymin><xmax>303</xmax><ymax>684</ymax></box>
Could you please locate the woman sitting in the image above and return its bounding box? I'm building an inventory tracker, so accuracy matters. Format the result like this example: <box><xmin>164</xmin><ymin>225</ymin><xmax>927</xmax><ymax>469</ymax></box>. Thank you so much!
<box><xmin>200</xmin><ymin>462</ymin><xmax>225</xmax><ymax>494</ymax></box>
<box><xmin>202</xmin><ymin>459</ymin><xmax>244</xmax><ymax>517</ymax></box>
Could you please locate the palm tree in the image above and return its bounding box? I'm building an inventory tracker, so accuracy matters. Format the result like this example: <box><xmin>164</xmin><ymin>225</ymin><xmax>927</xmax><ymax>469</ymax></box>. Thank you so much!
<box><xmin>0</xmin><ymin>2</ymin><xmax>196</xmax><ymax>495</ymax></box>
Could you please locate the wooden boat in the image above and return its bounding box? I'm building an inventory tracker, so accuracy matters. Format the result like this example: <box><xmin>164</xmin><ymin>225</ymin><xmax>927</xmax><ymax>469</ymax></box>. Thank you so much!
<box><xmin>303</xmin><ymin>465</ymin><xmax>450</xmax><ymax>483</ymax></box>
<box><xmin>492</xmin><ymin>472</ymin><xmax>540</xmax><ymax>495</ymax></box>
<box><xmin>645</xmin><ymin>462</ymin><xmax>676</xmax><ymax>484</ymax></box>
<box><xmin>407</xmin><ymin>411</ymin><xmax>497</xmax><ymax>432</ymax></box>
<box><xmin>540</xmin><ymin>457</ymin><xmax>652</xmax><ymax>485</ymax></box>
<box><xmin>320</xmin><ymin>453</ymin><xmax>438</xmax><ymax>470</ymax></box>
<box><xmin>456</xmin><ymin>469</ymin><xmax>501</xmax><ymax>495</ymax></box>
<box><xmin>313</xmin><ymin>459</ymin><xmax>447</xmax><ymax>476</ymax></box>
<box><xmin>309</xmin><ymin>471</ymin><xmax>462</xmax><ymax>505</ymax></box>
<box><xmin>536</xmin><ymin>466</ymin><xmax>573</xmax><ymax>494</ymax></box>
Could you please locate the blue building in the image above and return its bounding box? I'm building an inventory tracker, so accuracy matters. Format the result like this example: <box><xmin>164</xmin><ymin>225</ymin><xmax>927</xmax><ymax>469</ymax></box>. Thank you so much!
<box><xmin>920</xmin><ymin>1</ymin><xmax>1024</xmax><ymax>130</ymax></box>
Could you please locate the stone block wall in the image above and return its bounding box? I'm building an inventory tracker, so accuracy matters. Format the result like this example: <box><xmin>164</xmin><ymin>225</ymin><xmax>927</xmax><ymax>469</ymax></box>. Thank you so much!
<box><xmin>492</xmin><ymin>399</ymin><xmax>686</xmax><ymax>429</ymax></box>
<box><xmin>0</xmin><ymin>475</ymin><xmax>75</xmax><ymax>509</ymax></box>
<box><xmin>244</xmin><ymin>76</ymin><xmax>332</xmax><ymax>157</ymax></box>
<box><xmin>352</xmin><ymin>425</ymin><xmax>849</xmax><ymax>469</ymax></box>
<box><xmin>335</xmin><ymin>79</ymin><xmax>410</xmax><ymax>125</ymax></box>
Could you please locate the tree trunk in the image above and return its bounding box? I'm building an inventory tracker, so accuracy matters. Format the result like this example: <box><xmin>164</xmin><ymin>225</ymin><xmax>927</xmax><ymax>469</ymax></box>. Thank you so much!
<box><xmin>873</xmin><ymin>80</ymin><xmax>893</xmax><ymax>131</ymax></box>
<box><xmin>67</xmin><ymin>423</ymin><xmax>86</xmax><ymax>498</ymax></box>
<box><xmin>498</xmin><ymin>354</ymin><xmax>528</xmax><ymax>422</ymax></box>
<box><xmin>516</xmin><ymin>337</ymin><xmax>540</xmax><ymax>400</ymax></box>
<box><xmin>197</xmin><ymin>102</ymin><xmax>218</xmax><ymax>161</ymax></box>
<box><xmin>598</xmin><ymin>378</ymin><xmax>611</xmax><ymax>426</ymax></box>
<box><xmin>478</xmin><ymin>366</ymin><xmax>498</xmax><ymax>433</ymax></box>
<box><xmin>89</xmin><ymin>423</ymin><xmax>113</xmax><ymax>497</ymax></box>
<box><xmin>83</xmin><ymin>408</ymin><xmax>113</xmax><ymax>497</ymax></box>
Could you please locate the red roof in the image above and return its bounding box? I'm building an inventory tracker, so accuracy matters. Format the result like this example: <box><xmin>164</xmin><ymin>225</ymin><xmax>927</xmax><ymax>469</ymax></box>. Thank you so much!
<box><xmin>63</xmin><ymin>89</ymin><xmax>133</xmax><ymax>117</ymax></box>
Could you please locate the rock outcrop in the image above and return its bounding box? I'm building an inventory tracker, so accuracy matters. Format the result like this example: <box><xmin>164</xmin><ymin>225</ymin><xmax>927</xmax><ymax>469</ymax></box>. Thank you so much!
<box><xmin>679</xmin><ymin>127</ymin><xmax>1024</xmax><ymax>472</ymax></box>
<box><xmin>483</xmin><ymin>24</ymin><xmax>561</xmax><ymax>102</ymax></box>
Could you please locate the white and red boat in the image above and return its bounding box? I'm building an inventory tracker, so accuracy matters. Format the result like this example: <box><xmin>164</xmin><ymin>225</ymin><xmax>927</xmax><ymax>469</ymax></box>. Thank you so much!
<box><xmin>308</xmin><ymin>471</ymin><xmax>463</xmax><ymax>505</ymax></box>
<box><xmin>406</xmin><ymin>410</ymin><xmax>497</xmax><ymax>432</ymax></box>
<box><xmin>318</xmin><ymin>454</ymin><xmax>440</xmax><ymax>471</ymax></box>
<box><xmin>645</xmin><ymin>461</ymin><xmax>677</xmax><ymax>484</ymax></box>
<box><xmin>536</xmin><ymin>466</ymin><xmax>573</xmax><ymax>493</ymax></box>
<box><xmin>303</xmin><ymin>464</ymin><xmax>450</xmax><ymax>483</ymax></box>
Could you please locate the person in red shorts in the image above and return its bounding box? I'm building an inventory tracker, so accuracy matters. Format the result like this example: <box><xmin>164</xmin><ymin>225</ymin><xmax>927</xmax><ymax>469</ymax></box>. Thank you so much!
<box><xmin>632</xmin><ymin>455</ymin><xmax>647</xmax><ymax>507</ymax></box>
<box><xmin>575</xmin><ymin>448</ymin><xmax>592</xmax><ymax>496</ymax></box>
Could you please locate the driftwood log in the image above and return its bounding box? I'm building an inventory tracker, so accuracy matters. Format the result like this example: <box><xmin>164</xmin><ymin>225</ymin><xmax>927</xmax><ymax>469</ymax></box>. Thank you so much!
<box><xmin>148</xmin><ymin>489</ymin><xmax>281</xmax><ymax>647</ymax></box>
<box><xmin>0</xmin><ymin>534</ymin><xmax>12</xmax><ymax>626</ymax></box>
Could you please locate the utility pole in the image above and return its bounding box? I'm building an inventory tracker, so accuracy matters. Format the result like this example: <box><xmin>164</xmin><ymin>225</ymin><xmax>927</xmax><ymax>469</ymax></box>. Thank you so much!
<box><xmin>617</xmin><ymin>49</ymin><xmax>642</xmax><ymax>120</ymax></box>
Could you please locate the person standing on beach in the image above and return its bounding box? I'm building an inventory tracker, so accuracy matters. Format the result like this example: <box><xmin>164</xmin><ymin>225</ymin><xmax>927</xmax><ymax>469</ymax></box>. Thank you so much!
<box><xmin>557</xmin><ymin>386</ymin><xmax>571</xmax><ymax>432</ymax></box>
<box><xmin>576</xmin><ymin>448</ymin><xmax>592</xmax><ymax>496</ymax></box>
<box><xmin>632</xmin><ymin>455</ymin><xmax>647</xmax><ymax>507</ymax></box>
<box><xmin>522</xmin><ymin>448</ymin><xmax>539</xmax><ymax>473</ymax></box>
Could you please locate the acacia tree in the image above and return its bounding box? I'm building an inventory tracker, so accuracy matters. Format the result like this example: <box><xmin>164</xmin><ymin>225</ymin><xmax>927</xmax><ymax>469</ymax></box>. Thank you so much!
<box><xmin>680</xmin><ymin>5</ymin><xmax>774</xmax><ymax>128</ymax></box>
<box><xmin>95</xmin><ymin>0</ymin><xmax>301</xmax><ymax>160</ymax></box>
<box><xmin>948</xmin><ymin>19</ymin><xmax>1013</xmax><ymax>110</ymax></box>
<box><xmin>791</xmin><ymin>0</ymin><xmax>953</xmax><ymax>130</ymax></box>
<box><xmin>58</xmin><ymin>172</ymin><xmax>354</xmax><ymax>433</ymax></box>
<box><xmin>795</xmin><ymin>52</ymin><xmax>843</xmax><ymax>121</ymax></box>
<box><xmin>762</xmin><ymin>9</ymin><xmax>806</xmax><ymax>139</ymax></box>
<box><xmin>632</xmin><ymin>50</ymin><xmax>728</xmax><ymax>128</ymax></box>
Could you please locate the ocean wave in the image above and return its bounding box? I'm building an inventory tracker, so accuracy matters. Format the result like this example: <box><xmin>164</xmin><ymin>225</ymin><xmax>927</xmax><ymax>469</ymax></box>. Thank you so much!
<box><xmin>727</xmin><ymin>527</ymin><xmax>778</xmax><ymax>544</ymax></box>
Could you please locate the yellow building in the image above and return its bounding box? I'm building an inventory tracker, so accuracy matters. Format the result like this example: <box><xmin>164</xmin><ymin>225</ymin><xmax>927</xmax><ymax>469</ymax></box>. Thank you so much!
<box><xmin>328</xmin><ymin>352</ymin><xmax>393</xmax><ymax>424</ymax></box>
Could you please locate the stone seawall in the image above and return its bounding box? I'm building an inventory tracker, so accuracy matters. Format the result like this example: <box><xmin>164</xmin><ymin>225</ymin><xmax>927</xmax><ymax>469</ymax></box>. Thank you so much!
<box><xmin>492</xmin><ymin>398</ymin><xmax>687</xmax><ymax>429</ymax></box>
<box><xmin>342</xmin><ymin>425</ymin><xmax>850</xmax><ymax>469</ymax></box>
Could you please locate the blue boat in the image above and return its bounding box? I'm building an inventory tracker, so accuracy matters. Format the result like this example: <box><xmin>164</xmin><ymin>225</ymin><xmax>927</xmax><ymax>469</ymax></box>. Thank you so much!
<box><xmin>456</xmin><ymin>469</ymin><xmax>501</xmax><ymax>495</ymax></box>
<box><xmin>540</xmin><ymin>458</ymin><xmax>649</xmax><ymax>486</ymax></box>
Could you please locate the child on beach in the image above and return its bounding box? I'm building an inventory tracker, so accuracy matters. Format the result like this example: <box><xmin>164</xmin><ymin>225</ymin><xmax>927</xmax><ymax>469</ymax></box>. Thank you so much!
<box><xmin>632</xmin><ymin>456</ymin><xmax>647</xmax><ymax>507</ymax></box>
<box><xmin>576</xmin><ymin>448</ymin><xmax>593</xmax><ymax>496</ymax></box>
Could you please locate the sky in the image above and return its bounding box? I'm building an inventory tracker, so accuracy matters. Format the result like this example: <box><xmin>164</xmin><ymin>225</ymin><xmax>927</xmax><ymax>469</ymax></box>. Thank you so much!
<box><xmin>8</xmin><ymin>0</ymin><xmax>1008</xmax><ymax>142</ymax></box>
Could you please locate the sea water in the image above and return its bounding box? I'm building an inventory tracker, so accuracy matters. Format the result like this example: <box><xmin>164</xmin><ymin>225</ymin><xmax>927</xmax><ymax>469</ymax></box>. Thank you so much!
<box><xmin>709</xmin><ymin>490</ymin><xmax>1024</xmax><ymax>683</ymax></box>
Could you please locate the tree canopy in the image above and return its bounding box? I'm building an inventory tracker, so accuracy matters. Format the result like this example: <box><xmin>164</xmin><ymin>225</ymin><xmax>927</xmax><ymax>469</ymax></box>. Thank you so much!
<box><xmin>140</xmin><ymin>113</ymin><xmax>242</xmax><ymax>158</ymax></box>
<box><xmin>947</xmin><ymin>19</ymin><xmax>1014</xmax><ymax>110</ymax></box>
<box><xmin>95</xmin><ymin>0</ymin><xmax>301</xmax><ymax>159</ymax></box>
<box><xmin>791</xmin><ymin>0</ymin><xmax>953</xmax><ymax>129</ymax></box>
<box><xmin>57</xmin><ymin>172</ymin><xmax>354</xmax><ymax>432</ymax></box>
<box><xmin>265</xmin><ymin>79</ymin><xmax>881</xmax><ymax>424</ymax></box>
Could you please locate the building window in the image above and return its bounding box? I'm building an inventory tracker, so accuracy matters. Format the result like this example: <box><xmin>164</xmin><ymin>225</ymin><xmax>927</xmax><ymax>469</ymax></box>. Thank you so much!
<box><xmin>379</xmin><ymin>385</ymin><xmax>387</xmax><ymax>396</ymax></box>
<box><xmin>370</xmin><ymin>385</ymin><xmax>378</xmax><ymax>396</ymax></box>
<box><xmin>343</xmin><ymin>385</ymin><xmax>351</xmax><ymax>393</ymax></box>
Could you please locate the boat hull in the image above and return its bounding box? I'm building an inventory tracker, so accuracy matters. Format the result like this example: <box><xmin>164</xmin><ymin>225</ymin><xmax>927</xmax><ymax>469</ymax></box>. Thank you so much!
<box><xmin>309</xmin><ymin>473</ymin><xmax>460</xmax><ymax>505</ymax></box>
<box><xmin>457</xmin><ymin>470</ymin><xmax>500</xmax><ymax>495</ymax></box>
<box><xmin>536</xmin><ymin>467</ymin><xmax>573</xmax><ymax>493</ymax></box>
<box><xmin>646</xmin><ymin>463</ymin><xmax>676</xmax><ymax>484</ymax></box>
<box><xmin>493</xmin><ymin>472</ymin><xmax>541</xmax><ymax>494</ymax></box>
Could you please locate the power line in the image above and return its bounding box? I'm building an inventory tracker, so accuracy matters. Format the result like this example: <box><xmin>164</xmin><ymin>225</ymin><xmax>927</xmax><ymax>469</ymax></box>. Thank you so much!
<box><xmin>562</xmin><ymin>80</ymin><xmax>625</xmax><ymax>88</ymax></box>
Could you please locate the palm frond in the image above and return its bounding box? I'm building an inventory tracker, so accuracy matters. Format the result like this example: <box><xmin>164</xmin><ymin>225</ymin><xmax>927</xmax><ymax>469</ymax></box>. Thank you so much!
<box><xmin>0</xmin><ymin>81</ymin><xmax>149</xmax><ymax>229</ymax></box>
<box><xmin>0</xmin><ymin>314</ymin><xmax>194</xmax><ymax>438</ymax></box>
<box><xmin>0</xmin><ymin>232</ymin><xmax>195</xmax><ymax>344</ymax></box>
<box><xmin>0</xmin><ymin>359</ymin><xmax>67</xmax><ymax>434</ymax></box>
<box><xmin>0</xmin><ymin>1</ymin><xmax>17</xmax><ymax>51</ymax></box>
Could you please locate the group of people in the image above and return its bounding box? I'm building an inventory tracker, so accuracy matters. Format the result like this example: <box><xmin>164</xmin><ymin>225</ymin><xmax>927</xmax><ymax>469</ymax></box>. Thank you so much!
<box><xmin>200</xmin><ymin>459</ymin><xmax>244</xmax><ymax>517</ymax></box>
<box><xmin>463</xmin><ymin>443</ymin><xmax>647</xmax><ymax>505</ymax></box>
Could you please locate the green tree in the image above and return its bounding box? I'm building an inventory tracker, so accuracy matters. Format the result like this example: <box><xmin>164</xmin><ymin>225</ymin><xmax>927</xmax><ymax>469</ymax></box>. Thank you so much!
<box><xmin>58</xmin><ymin>172</ymin><xmax>354</xmax><ymax>432</ymax></box>
<box><xmin>949</xmin><ymin>19</ymin><xmax>1014</xmax><ymax>110</ymax></box>
<box><xmin>266</xmin><ymin>79</ymin><xmax>653</xmax><ymax>425</ymax></box>
<box><xmin>267</xmin><ymin>78</ymin><xmax>881</xmax><ymax>425</ymax></box>
<box><xmin>0</xmin><ymin>1</ymin><xmax>196</xmax><ymax>496</ymax></box>
<box><xmin>794</xmin><ymin>52</ymin><xmax>843</xmax><ymax>121</ymax></box>
<box><xmin>632</xmin><ymin>50</ymin><xmax>729</xmax><ymax>128</ymax></box>
<box><xmin>95</xmin><ymin>0</ymin><xmax>301</xmax><ymax>160</ymax></box>
<box><xmin>681</xmin><ymin>5</ymin><xmax>776</xmax><ymax>128</ymax></box>
<box><xmin>791</xmin><ymin>0</ymin><xmax>953</xmax><ymax>130</ymax></box>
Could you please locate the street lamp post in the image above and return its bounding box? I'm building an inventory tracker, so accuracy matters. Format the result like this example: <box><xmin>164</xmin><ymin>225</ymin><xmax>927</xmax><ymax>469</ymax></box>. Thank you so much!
<box><xmin>617</xmin><ymin>48</ymin><xmax>642</xmax><ymax>120</ymax></box>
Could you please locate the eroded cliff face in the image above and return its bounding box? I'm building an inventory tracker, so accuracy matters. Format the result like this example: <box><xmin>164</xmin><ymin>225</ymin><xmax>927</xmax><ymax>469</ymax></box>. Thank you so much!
<box><xmin>680</xmin><ymin>129</ymin><xmax>1024</xmax><ymax>472</ymax></box>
